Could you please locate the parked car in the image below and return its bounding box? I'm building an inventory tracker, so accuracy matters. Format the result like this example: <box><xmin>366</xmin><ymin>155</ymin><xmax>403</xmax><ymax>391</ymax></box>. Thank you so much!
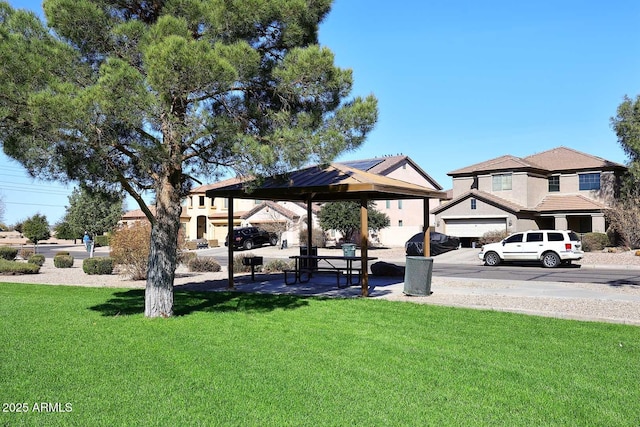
<box><xmin>478</xmin><ymin>229</ymin><xmax>583</xmax><ymax>268</ymax></box>
<box><xmin>225</xmin><ymin>226</ymin><xmax>278</xmax><ymax>250</ymax></box>
<box><xmin>405</xmin><ymin>231</ymin><xmax>461</xmax><ymax>256</ymax></box>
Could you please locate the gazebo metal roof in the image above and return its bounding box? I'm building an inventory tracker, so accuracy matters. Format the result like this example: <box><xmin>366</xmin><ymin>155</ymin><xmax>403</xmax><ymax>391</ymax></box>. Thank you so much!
<box><xmin>205</xmin><ymin>163</ymin><xmax>448</xmax><ymax>202</ymax></box>
<box><xmin>206</xmin><ymin>162</ymin><xmax>447</xmax><ymax>296</ymax></box>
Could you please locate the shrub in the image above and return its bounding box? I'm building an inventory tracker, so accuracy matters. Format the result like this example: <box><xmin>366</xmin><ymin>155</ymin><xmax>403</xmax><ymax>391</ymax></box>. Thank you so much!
<box><xmin>187</xmin><ymin>256</ymin><xmax>222</xmax><ymax>273</ymax></box>
<box><xmin>54</xmin><ymin>251</ymin><xmax>70</xmax><ymax>257</ymax></box>
<box><xmin>581</xmin><ymin>232</ymin><xmax>611</xmax><ymax>252</ymax></box>
<box><xmin>94</xmin><ymin>235</ymin><xmax>109</xmax><ymax>247</ymax></box>
<box><xmin>0</xmin><ymin>246</ymin><xmax>18</xmax><ymax>261</ymax></box>
<box><xmin>298</xmin><ymin>227</ymin><xmax>326</xmax><ymax>248</ymax></box>
<box><xmin>110</xmin><ymin>222</ymin><xmax>151</xmax><ymax>280</ymax></box>
<box><xmin>178</xmin><ymin>251</ymin><xmax>197</xmax><ymax>266</ymax></box>
<box><xmin>19</xmin><ymin>248</ymin><xmax>34</xmax><ymax>259</ymax></box>
<box><xmin>233</xmin><ymin>253</ymin><xmax>254</xmax><ymax>273</ymax></box>
<box><xmin>0</xmin><ymin>259</ymin><xmax>40</xmax><ymax>274</ymax></box>
<box><xmin>263</xmin><ymin>259</ymin><xmax>293</xmax><ymax>273</ymax></box>
<box><xmin>28</xmin><ymin>254</ymin><xmax>45</xmax><ymax>266</ymax></box>
<box><xmin>54</xmin><ymin>255</ymin><xmax>74</xmax><ymax>268</ymax></box>
<box><xmin>83</xmin><ymin>257</ymin><xmax>114</xmax><ymax>275</ymax></box>
<box><xmin>479</xmin><ymin>229</ymin><xmax>509</xmax><ymax>246</ymax></box>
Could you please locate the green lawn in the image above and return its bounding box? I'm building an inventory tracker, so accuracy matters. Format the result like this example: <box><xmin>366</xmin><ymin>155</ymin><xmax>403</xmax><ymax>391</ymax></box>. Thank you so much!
<box><xmin>1</xmin><ymin>282</ymin><xmax>639</xmax><ymax>426</ymax></box>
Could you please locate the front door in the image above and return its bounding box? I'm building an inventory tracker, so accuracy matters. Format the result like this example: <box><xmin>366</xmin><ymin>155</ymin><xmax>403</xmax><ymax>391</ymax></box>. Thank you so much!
<box><xmin>197</xmin><ymin>216</ymin><xmax>207</xmax><ymax>239</ymax></box>
<box><xmin>501</xmin><ymin>232</ymin><xmax>524</xmax><ymax>260</ymax></box>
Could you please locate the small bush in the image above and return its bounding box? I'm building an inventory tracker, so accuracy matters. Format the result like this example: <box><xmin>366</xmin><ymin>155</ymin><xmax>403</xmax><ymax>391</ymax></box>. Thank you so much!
<box><xmin>0</xmin><ymin>246</ymin><xmax>18</xmax><ymax>261</ymax></box>
<box><xmin>479</xmin><ymin>230</ymin><xmax>509</xmax><ymax>246</ymax></box>
<box><xmin>178</xmin><ymin>251</ymin><xmax>197</xmax><ymax>266</ymax></box>
<box><xmin>54</xmin><ymin>255</ymin><xmax>74</xmax><ymax>268</ymax></box>
<box><xmin>54</xmin><ymin>251</ymin><xmax>70</xmax><ymax>257</ymax></box>
<box><xmin>28</xmin><ymin>254</ymin><xmax>45</xmax><ymax>266</ymax></box>
<box><xmin>110</xmin><ymin>222</ymin><xmax>151</xmax><ymax>280</ymax></box>
<box><xmin>0</xmin><ymin>259</ymin><xmax>40</xmax><ymax>274</ymax></box>
<box><xmin>187</xmin><ymin>256</ymin><xmax>222</xmax><ymax>273</ymax></box>
<box><xmin>19</xmin><ymin>248</ymin><xmax>34</xmax><ymax>259</ymax></box>
<box><xmin>233</xmin><ymin>253</ymin><xmax>255</xmax><ymax>273</ymax></box>
<box><xmin>581</xmin><ymin>232</ymin><xmax>611</xmax><ymax>252</ymax></box>
<box><xmin>94</xmin><ymin>235</ymin><xmax>109</xmax><ymax>247</ymax></box>
<box><xmin>263</xmin><ymin>259</ymin><xmax>293</xmax><ymax>273</ymax></box>
<box><xmin>83</xmin><ymin>257</ymin><xmax>114</xmax><ymax>275</ymax></box>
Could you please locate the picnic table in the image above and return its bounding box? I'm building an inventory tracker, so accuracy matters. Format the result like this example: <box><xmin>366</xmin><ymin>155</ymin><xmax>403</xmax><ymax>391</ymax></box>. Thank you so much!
<box><xmin>285</xmin><ymin>255</ymin><xmax>378</xmax><ymax>288</ymax></box>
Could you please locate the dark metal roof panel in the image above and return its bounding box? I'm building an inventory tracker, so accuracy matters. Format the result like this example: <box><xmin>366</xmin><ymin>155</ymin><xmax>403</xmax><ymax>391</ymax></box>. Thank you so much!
<box><xmin>206</xmin><ymin>163</ymin><xmax>447</xmax><ymax>201</ymax></box>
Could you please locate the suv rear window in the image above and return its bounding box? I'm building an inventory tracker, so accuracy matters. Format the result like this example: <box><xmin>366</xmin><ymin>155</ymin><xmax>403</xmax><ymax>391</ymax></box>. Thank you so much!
<box><xmin>567</xmin><ymin>232</ymin><xmax>580</xmax><ymax>241</ymax></box>
<box><xmin>547</xmin><ymin>232</ymin><xmax>565</xmax><ymax>242</ymax></box>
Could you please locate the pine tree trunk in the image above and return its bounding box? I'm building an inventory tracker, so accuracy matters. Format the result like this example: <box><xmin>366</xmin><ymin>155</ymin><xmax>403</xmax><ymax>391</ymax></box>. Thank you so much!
<box><xmin>144</xmin><ymin>178</ymin><xmax>181</xmax><ymax>318</ymax></box>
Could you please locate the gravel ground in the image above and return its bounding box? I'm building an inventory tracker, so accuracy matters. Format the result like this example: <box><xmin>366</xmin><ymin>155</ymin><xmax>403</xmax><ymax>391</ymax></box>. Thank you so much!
<box><xmin>2</xmin><ymin>247</ymin><xmax>640</xmax><ymax>325</ymax></box>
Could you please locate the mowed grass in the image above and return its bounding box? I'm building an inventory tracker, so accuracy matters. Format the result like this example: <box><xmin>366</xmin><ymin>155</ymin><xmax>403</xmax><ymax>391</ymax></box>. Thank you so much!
<box><xmin>1</xmin><ymin>282</ymin><xmax>639</xmax><ymax>426</ymax></box>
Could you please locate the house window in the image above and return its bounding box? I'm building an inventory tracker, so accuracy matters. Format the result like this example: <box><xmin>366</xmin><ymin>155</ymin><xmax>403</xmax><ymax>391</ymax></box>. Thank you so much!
<box><xmin>398</xmin><ymin>200</ymin><xmax>403</xmax><ymax>209</ymax></box>
<box><xmin>548</xmin><ymin>176</ymin><xmax>560</xmax><ymax>192</ymax></box>
<box><xmin>198</xmin><ymin>196</ymin><xmax>205</xmax><ymax>206</ymax></box>
<box><xmin>579</xmin><ymin>173</ymin><xmax>600</xmax><ymax>190</ymax></box>
<box><xmin>223</xmin><ymin>198</ymin><xmax>228</xmax><ymax>209</ymax></box>
<box><xmin>398</xmin><ymin>220</ymin><xmax>403</xmax><ymax>227</ymax></box>
<box><xmin>386</xmin><ymin>200</ymin><xmax>390</xmax><ymax>209</ymax></box>
<box><xmin>492</xmin><ymin>173</ymin><xmax>512</xmax><ymax>191</ymax></box>
<box><xmin>471</xmin><ymin>199</ymin><xmax>477</xmax><ymax>210</ymax></box>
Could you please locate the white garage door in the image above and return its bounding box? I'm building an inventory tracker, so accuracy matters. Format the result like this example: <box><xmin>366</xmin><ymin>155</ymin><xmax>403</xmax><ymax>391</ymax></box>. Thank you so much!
<box><xmin>444</xmin><ymin>218</ymin><xmax>506</xmax><ymax>237</ymax></box>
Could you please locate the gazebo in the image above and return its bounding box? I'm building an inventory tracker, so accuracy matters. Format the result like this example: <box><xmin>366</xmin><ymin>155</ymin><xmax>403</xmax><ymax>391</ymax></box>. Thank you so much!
<box><xmin>206</xmin><ymin>162</ymin><xmax>448</xmax><ymax>296</ymax></box>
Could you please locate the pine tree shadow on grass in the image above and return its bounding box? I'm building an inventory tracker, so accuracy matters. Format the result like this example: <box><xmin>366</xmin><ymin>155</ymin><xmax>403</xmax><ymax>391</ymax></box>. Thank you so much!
<box><xmin>89</xmin><ymin>289</ymin><xmax>311</xmax><ymax>317</ymax></box>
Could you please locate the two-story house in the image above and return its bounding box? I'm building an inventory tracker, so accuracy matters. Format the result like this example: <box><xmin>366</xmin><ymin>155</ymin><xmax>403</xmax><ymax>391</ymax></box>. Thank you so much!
<box><xmin>431</xmin><ymin>146</ymin><xmax>627</xmax><ymax>246</ymax></box>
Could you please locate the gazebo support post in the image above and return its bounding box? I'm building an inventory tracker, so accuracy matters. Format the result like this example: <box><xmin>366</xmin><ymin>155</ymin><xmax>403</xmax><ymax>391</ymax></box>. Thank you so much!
<box><xmin>306</xmin><ymin>196</ymin><xmax>313</xmax><ymax>251</ymax></box>
<box><xmin>423</xmin><ymin>198</ymin><xmax>431</xmax><ymax>257</ymax></box>
<box><xmin>360</xmin><ymin>197</ymin><xmax>369</xmax><ymax>297</ymax></box>
<box><xmin>227</xmin><ymin>197</ymin><xmax>234</xmax><ymax>289</ymax></box>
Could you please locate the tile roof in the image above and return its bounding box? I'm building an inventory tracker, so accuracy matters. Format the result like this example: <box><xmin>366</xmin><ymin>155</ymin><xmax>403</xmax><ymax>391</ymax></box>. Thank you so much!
<box><xmin>339</xmin><ymin>155</ymin><xmax>443</xmax><ymax>190</ymax></box>
<box><xmin>448</xmin><ymin>155</ymin><xmax>547</xmax><ymax>175</ymax></box>
<box><xmin>121</xmin><ymin>206</ymin><xmax>189</xmax><ymax>219</ymax></box>
<box><xmin>448</xmin><ymin>146</ymin><xmax>626</xmax><ymax>176</ymax></box>
<box><xmin>535</xmin><ymin>195</ymin><xmax>608</xmax><ymax>212</ymax></box>
<box><xmin>241</xmin><ymin>201</ymin><xmax>300</xmax><ymax>220</ymax></box>
<box><xmin>523</xmin><ymin>146</ymin><xmax>626</xmax><ymax>171</ymax></box>
<box><xmin>431</xmin><ymin>190</ymin><xmax>528</xmax><ymax>214</ymax></box>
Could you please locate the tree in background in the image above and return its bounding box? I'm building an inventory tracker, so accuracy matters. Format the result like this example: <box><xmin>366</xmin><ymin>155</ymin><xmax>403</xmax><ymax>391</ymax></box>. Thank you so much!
<box><xmin>0</xmin><ymin>1</ymin><xmax>377</xmax><ymax>317</ymax></box>
<box><xmin>64</xmin><ymin>186</ymin><xmax>124</xmax><ymax>239</ymax></box>
<box><xmin>610</xmin><ymin>95</ymin><xmax>640</xmax><ymax>247</ymax></box>
<box><xmin>53</xmin><ymin>219</ymin><xmax>77</xmax><ymax>241</ymax></box>
<box><xmin>22</xmin><ymin>214</ymin><xmax>50</xmax><ymax>251</ymax></box>
<box><xmin>611</xmin><ymin>95</ymin><xmax>640</xmax><ymax>186</ymax></box>
<box><xmin>318</xmin><ymin>201</ymin><xmax>389</xmax><ymax>243</ymax></box>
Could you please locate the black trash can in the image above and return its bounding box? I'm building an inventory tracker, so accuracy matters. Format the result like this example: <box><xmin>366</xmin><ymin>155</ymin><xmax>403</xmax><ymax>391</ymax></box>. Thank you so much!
<box><xmin>403</xmin><ymin>256</ymin><xmax>433</xmax><ymax>296</ymax></box>
<box><xmin>300</xmin><ymin>246</ymin><xmax>318</xmax><ymax>270</ymax></box>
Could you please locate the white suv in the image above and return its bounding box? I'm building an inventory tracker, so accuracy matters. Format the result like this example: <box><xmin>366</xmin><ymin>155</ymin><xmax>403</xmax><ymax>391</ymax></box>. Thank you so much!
<box><xmin>479</xmin><ymin>230</ymin><xmax>584</xmax><ymax>268</ymax></box>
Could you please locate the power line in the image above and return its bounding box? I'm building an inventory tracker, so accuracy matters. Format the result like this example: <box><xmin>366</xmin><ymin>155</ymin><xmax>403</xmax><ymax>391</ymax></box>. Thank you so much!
<box><xmin>3</xmin><ymin>200</ymin><xmax>66</xmax><ymax>208</ymax></box>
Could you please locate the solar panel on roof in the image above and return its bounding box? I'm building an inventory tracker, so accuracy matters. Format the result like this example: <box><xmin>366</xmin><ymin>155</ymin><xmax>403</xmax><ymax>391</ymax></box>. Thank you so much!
<box><xmin>340</xmin><ymin>159</ymin><xmax>384</xmax><ymax>171</ymax></box>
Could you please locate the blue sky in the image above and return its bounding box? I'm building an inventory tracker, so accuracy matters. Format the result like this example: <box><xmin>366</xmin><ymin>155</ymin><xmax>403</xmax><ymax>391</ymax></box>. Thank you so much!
<box><xmin>2</xmin><ymin>0</ymin><xmax>639</xmax><ymax>226</ymax></box>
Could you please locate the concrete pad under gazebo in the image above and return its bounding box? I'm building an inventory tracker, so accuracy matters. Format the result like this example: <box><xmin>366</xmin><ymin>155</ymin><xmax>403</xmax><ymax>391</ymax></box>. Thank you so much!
<box><xmin>206</xmin><ymin>162</ymin><xmax>447</xmax><ymax>296</ymax></box>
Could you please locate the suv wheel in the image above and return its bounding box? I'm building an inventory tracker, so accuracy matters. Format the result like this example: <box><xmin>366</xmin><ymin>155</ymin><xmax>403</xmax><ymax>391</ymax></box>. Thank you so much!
<box><xmin>541</xmin><ymin>252</ymin><xmax>560</xmax><ymax>268</ymax></box>
<box><xmin>270</xmin><ymin>236</ymin><xmax>278</xmax><ymax>246</ymax></box>
<box><xmin>484</xmin><ymin>251</ymin><xmax>501</xmax><ymax>266</ymax></box>
<box><xmin>243</xmin><ymin>240</ymin><xmax>254</xmax><ymax>250</ymax></box>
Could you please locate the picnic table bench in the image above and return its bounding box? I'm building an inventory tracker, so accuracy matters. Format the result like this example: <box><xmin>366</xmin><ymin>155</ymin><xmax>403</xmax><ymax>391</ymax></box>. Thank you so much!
<box><xmin>285</xmin><ymin>255</ymin><xmax>378</xmax><ymax>288</ymax></box>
